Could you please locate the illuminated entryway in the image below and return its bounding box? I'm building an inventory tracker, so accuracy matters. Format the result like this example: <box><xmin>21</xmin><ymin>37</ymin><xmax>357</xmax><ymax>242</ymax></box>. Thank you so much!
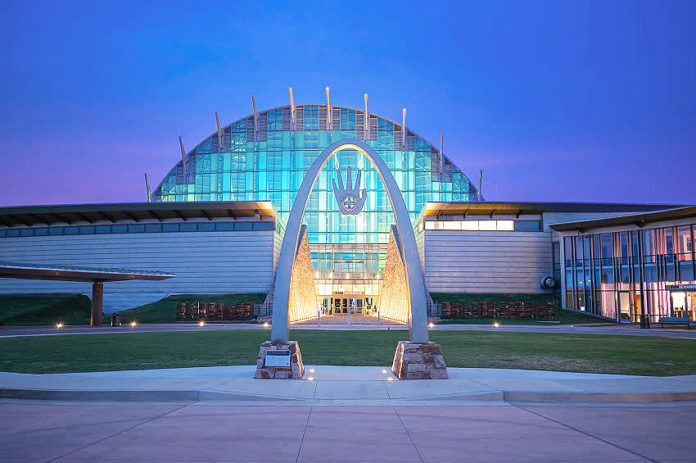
<box><xmin>270</xmin><ymin>139</ymin><xmax>429</xmax><ymax>343</ymax></box>
<box><xmin>256</xmin><ymin>139</ymin><xmax>447</xmax><ymax>380</ymax></box>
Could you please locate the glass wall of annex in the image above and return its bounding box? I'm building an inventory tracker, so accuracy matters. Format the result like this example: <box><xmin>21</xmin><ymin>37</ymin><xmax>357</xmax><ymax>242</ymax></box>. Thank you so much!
<box><xmin>154</xmin><ymin>104</ymin><xmax>479</xmax><ymax>302</ymax></box>
<box><xmin>563</xmin><ymin>224</ymin><xmax>696</xmax><ymax>323</ymax></box>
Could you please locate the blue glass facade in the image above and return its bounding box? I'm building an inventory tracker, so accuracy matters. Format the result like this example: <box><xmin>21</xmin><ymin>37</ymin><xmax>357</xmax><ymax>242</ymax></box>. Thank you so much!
<box><xmin>563</xmin><ymin>225</ymin><xmax>696</xmax><ymax>323</ymax></box>
<box><xmin>154</xmin><ymin>104</ymin><xmax>479</xmax><ymax>245</ymax></box>
<box><xmin>154</xmin><ymin>104</ymin><xmax>479</xmax><ymax>300</ymax></box>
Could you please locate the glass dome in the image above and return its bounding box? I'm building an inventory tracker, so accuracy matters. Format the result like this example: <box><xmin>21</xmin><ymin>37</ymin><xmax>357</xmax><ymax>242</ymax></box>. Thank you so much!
<box><xmin>154</xmin><ymin>103</ymin><xmax>480</xmax><ymax>246</ymax></box>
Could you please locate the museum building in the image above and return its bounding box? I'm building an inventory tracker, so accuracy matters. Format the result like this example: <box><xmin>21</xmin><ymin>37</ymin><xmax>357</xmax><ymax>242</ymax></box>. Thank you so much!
<box><xmin>0</xmin><ymin>97</ymin><xmax>694</xmax><ymax>325</ymax></box>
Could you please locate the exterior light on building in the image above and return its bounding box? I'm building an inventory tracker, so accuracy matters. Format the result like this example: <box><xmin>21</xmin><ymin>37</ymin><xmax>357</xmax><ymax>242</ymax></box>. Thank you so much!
<box><xmin>55</xmin><ymin>322</ymin><xmax>64</xmax><ymax>329</ymax></box>
<box><xmin>198</xmin><ymin>321</ymin><xmax>205</xmax><ymax>327</ymax></box>
<box><xmin>263</xmin><ymin>321</ymin><xmax>269</xmax><ymax>328</ymax></box>
<box><xmin>130</xmin><ymin>321</ymin><xmax>137</xmax><ymax>328</ymax></box>
<box><xmin>493</xmin><ymin>321</ymin><xmax>500</xmax><ymax>328</ymax></box>
<box><xmin>428</xmin><ymin>322</ymin><xmax>435</xmax><ymax>328</ymax></box>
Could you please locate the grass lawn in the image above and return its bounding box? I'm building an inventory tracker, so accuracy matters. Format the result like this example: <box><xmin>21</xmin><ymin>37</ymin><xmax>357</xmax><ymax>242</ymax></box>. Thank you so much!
<box><xmin>0</xmin><ymin>330</ymin><xmax>693</xmax><ymax>376</ymax></box>
<box><xmin>0</xmin><ymin>294</ymin><xmax>91</xmax><ymax>326</ymax></box>
<box><xmin>111</xmin><ymin>293</ymin><xmax>267</xmax><ymax>323</ymax></box>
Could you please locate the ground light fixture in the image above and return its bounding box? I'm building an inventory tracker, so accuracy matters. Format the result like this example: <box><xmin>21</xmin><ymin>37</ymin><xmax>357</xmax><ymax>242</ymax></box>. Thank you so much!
<box><xmin>55</xmin><ymin>322</ymin><xmax>64</xmax><ymax>329</ymax></box>
<box><xmin>387</xmin><ymin>377</ymin><xmax>394</xmax><ymax>382</ymax></box>
<box><xmin>309</xmin><ymin>368</ymin><xmax>315</xmax><ymax>373</ymax></box>
<box><xmin>263</xmin><ymin>322</ymin><xmax>269</xmax><ymax>328</ymax></box>
<box><xmin>130</xmin><ymin>321</ymin><xmax>137</xmax><ymax>328</ymax></box>
<box><xmin>198</xmin><ymin>321</ymin><xmax>205</xmax><ymax>327</ymax></box>
<box><xmin>428</xmin><ymin>322</ymin><xmax>435</xmax><ymax>328</ymax></box>
<box><xmin>493</xmin><ymin>321</ymin><xmax>500</xmax><ymax>328</ymax></box>
<box><xmin>307</xmin><ymin>376</ymin><xmax>315</xmax><ymax>381</ymax></box>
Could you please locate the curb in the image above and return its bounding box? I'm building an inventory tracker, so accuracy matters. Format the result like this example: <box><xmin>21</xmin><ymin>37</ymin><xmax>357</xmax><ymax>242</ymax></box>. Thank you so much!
<box><xmin>3</xmin><ymin>388</ymin><xmax>696</xmax><ymax>404</ymax></box>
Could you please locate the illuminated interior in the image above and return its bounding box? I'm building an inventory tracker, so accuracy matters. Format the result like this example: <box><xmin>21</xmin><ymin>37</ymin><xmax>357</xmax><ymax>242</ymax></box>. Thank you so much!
<box><xmin>154</xmin><ymin>103</ymin><xmax>480</xmax><ymax>318</ymax></box>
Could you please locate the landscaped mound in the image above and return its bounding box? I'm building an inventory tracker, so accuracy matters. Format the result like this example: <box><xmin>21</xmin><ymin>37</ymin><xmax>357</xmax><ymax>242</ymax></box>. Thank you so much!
<box><xmin>0</xmin><ymin>294</ymin><xmax>91</xmax><ymax>326</ymax></box>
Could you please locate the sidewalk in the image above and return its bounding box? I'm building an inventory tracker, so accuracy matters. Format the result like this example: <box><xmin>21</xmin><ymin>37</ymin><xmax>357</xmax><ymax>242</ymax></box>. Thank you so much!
<box><xmin>3</xmin><ymin>365</ymin><xmax>696</xmax><ymax>405</ymax></box>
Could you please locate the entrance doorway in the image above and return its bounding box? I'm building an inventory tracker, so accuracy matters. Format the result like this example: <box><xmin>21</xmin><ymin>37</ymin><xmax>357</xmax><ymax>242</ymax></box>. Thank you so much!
<box><xmin>323</xmin><ymin>295</ymin><xmax>375</xmax><ymax>316</ymax></box>
<box><xmin>618</xmin><ymin>291</ymin><xmax>632</xmax><ymax>322</ymax></box>
<box><xmin>618</xmin><ymin>290</ymin><xmax>645</xmax><ymax>323</ymax></box>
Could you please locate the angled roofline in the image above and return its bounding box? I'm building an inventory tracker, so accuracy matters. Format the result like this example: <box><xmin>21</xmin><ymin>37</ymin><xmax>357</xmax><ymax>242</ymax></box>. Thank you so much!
<box><xmin>0</xmin><ymin>201</ymin><xmax>275</xmax><ymax>228</ymax></box>
<box><xmin>419</xmin><ymin>201</ymin><xmax>691</xmax><ymax>219</ymax></box>
<box><xmin>549</xmin><ymin>206</ymin><xmax>696</xmax><ymax>232</ymax></box>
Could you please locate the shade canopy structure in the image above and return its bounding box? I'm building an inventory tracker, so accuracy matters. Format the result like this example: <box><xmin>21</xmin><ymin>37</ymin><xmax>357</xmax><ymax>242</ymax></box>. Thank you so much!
<box><xmin>0</xmin><ymin>262</ymin><xmax>174</xmax><ymax>326</ymax></box>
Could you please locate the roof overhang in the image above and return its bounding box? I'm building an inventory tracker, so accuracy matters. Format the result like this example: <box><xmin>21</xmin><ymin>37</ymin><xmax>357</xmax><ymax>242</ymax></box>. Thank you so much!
<box><xmin>0</xmin><ymin>201</ymin><xmax>275</xmax><ymax>228</ymax></box>
<box><xmin>420</xmin><ymin>201</ymin><xmax>690</xmax><ymax>219</ymax></box>
<box><xmin>0</xmin><ymin>262</ymin><xmax>175</xmax><ymax>282</ymax></box>
<box><xmin>550</xmin><ymin>206</ymin><xmax>696</xmax><ymax>232</ymax></box>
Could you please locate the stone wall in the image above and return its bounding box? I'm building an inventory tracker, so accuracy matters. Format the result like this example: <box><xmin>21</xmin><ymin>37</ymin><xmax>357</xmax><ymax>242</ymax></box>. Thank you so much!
<box><xmin>378</xmin><ymin>226</ymin><xmax>410</xmax><ymax>324</ymax></box>
<box><xmin>288</xmin><ymin>225</ymin><xmax>318</xmax><ymax>323</ymax></box>
<box><xmin>440</xmin><ymin>299</ymin><xmax>557</xmax><ymax>319</ymax></box>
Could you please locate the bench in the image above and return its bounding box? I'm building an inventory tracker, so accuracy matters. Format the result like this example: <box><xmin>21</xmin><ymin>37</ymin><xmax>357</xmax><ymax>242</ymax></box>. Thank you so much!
<box><xmin>657</xmin><ymin>317</ymin><xmax>694</xmax><ymax>328</ymax></box>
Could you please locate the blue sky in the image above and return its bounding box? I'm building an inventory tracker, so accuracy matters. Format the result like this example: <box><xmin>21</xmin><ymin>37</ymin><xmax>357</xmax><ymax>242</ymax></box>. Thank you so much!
<box><xmin>1</xmin><ymin>0</ymin><xmax>694</xmax><ymax>206</ymax></box>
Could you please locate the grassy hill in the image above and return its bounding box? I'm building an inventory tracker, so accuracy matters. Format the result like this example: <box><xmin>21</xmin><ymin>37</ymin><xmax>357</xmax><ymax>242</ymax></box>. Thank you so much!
<box><xmin>0</xmin><ymin>294</ymin><xmax>91</xmax><ymax>326</ymax></box>
<box><xmin>116</xmin><ymin>293</ymin><xmax>267</xmax><ymax>323</ymax></box>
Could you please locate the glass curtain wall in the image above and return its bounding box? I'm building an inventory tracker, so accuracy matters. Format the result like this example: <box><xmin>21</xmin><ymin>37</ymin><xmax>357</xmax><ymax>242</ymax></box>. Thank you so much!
<box><xmin>154</xmin><ymin>104</ymin><xmax>479</xmax><ymax>292</ymax></box>
<box><xmin>564</xmin><ymin>224</ymin><xmax>696</xmax><ymax>323</ymax></box>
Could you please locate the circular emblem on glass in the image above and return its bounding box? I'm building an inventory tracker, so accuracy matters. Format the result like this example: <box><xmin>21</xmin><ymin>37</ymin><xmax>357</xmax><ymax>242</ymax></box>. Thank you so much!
<box><xmin>342</xmin><ymin>196</ymin><xmax>357</xmax><ymax>211</ymax></box>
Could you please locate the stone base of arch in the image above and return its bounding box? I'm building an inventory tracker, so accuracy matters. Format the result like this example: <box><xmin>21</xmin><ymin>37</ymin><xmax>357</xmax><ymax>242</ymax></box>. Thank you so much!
<box><xmin>392</xmin><ymin>341</ymin><xmax>448</xmax><ymax>380</ymax></box>
<box><xmin>254</xmin><ymin>341</ymin><xmax>305</xmax><ymax>379</ymax></box>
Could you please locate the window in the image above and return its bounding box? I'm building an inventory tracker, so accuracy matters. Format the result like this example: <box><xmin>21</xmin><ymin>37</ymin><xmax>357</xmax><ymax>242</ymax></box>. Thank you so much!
<box><xmin>424</xmin><ymin>219</ymin><xmax>518</xmax><ymax>231</ymax></box>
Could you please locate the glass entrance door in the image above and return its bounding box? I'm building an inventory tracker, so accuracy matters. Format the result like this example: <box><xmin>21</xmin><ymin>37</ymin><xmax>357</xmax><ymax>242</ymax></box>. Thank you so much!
<box><xmin>328</xmin><ymin>296</ymin><xmax>366</xmax><ymax>315</ymax></box>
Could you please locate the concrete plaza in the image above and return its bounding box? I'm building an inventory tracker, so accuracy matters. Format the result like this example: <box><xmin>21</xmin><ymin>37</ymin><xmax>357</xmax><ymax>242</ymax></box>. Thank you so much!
<box><xmin>1</xmin><ymin>400</ymin><xmax>695</xmax><ymax>462</ymax></box>
<box><xmin>1</xmin><ymin>365</ymin><xmax>696</xmax><ymax>461</ymax></box>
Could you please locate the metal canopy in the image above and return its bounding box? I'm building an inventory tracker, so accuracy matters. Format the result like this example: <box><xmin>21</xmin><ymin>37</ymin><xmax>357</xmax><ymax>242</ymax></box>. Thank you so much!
<box><xmin>421</xmin><ymin>201</ymin><xmax>689</xmax><ymax>218</ymax></box>
<box><xmin>550</xmin><ymin>206</ymin><xmax>696</xmax><ymax>232</ymax></box>
<box><xmin>0</xmin><ymin>201</ymin><xmax>275</xmax><ymax>228</ymax></box>
<box><xmin>0</xmin><ymin>262</ymin><xmax>174</xmax><ymax>283</ymax></box>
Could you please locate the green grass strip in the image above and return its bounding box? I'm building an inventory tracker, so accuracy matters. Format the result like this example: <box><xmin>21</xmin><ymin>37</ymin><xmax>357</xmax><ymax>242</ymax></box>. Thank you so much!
<box><xmin>0</xmin><ymin>330</ymin><xmax>693</xmax><ymax>376</ymax></box>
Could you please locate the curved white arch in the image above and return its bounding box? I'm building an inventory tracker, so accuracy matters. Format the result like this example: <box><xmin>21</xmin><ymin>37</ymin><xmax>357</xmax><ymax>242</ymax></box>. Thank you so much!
<box><xmin>271</xmin><ymin>139</ymin><xmax>429</xmax><ymax>343</ymax></box>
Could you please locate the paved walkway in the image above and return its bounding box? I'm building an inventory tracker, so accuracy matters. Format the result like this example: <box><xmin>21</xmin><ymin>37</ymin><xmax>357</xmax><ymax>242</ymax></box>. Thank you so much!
<box><xmin>1</xmin><ymin>400</ymin><xmax>695</xmax><ymax>462</ymax></box>
<box><xmin>2</xmin><ymin>366</ymin><xmax>696</xmax><ymax>461</ymax></box>
<box><xmin>291</xmin><ymin>313</ymin><xmax>406</xmax><ymax>328</ymax></box>
<box><xmin>2</xmin><ymin>322</ymin><xmax>696</xmax><ymax>339</ymax></box>
<box><xmin>3</xmin><ymin>365</ymin><xmax>696</xmax><ymax>405</ymax></box>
